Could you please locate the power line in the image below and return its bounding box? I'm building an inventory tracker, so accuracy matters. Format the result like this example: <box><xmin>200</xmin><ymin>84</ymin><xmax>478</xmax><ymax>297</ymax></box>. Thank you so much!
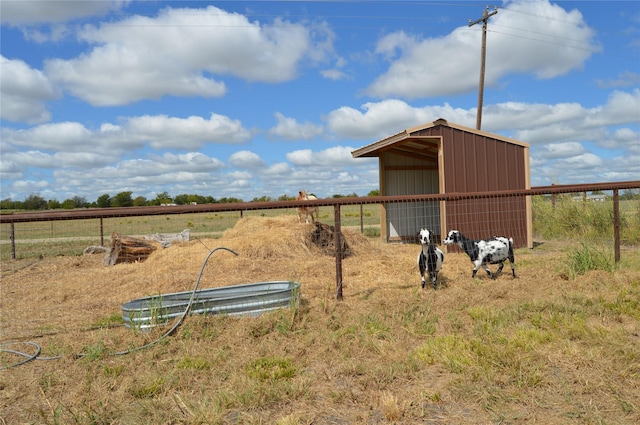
<box><xmin>488</xmin><ymin>28</ymin><xmax>600</xmax><ymax>53</ymax></box>
<box><xmin>490</xmin><ymin>23</ymin><xmax>596</xmax><ymax>48</ymax></box>
<box><xmin>502</xmin><ymin>6</ymin><xmax>587</xmax><ymax>27</ymax></box>
<box><xmin>487</xmin><ymin>28</ymin><xmax>638</xmax><ymax>63</ymax></box>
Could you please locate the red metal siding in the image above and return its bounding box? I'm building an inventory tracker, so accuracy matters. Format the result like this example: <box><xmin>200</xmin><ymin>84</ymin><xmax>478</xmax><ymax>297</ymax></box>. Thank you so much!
<box><xmin>413</xmin><ymin>125</ymin><xmax>528</xmax><ymax>248</ymax></box>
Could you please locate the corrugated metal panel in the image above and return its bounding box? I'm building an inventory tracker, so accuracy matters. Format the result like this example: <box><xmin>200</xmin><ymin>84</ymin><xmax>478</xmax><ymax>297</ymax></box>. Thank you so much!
<box><xmin>414</xmin><ymin>124</ymin><xmax>529</xmax><ymax>248</ymax></box>
<box><xmin>383</xmin><ymin>152</ymin><xmax>441</xmax><ymax>242</ymax></box>
<box><xmin>440</xmin><ymin>127</ymin><xmax>527</xmax><ymax>192</ymax></box>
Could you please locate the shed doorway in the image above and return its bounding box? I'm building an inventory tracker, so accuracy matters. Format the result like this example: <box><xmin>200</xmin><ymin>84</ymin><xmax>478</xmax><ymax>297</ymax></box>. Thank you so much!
<box><xmin>379</xmin><ymin>136</ymin><xmax>444</xmax><ymax>243</ymax></box>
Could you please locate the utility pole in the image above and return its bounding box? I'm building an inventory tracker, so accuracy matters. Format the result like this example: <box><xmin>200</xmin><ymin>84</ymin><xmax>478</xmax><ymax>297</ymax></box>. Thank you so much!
<box><xmin>469</xmin><ymin>6</ymin><xmax>498</xmax><ymax>130</ymax></box>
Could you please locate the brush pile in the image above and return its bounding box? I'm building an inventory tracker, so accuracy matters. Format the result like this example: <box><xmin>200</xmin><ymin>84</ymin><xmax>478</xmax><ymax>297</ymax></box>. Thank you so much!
<box><xmin>103</xmin><ymin>231</ymin><xmax>158</xmax><ymax>266</ymax></box>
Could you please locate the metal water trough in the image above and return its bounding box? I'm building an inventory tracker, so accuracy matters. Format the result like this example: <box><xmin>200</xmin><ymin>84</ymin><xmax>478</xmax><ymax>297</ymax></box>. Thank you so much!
<box><xmin>122</xmin><ymin>280</ymin><xmax>300</xmax><ymax>330</ymax></box>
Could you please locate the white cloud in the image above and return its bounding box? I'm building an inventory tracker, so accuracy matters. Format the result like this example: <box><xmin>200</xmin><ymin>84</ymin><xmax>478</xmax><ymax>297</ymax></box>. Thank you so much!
<box><xmin>111</xmin><ymin>154</ymin><xmax>225</xmax><ymax>178</ymax></box>
<box><xmin>326</xmin><ymin>99</ymin><xmax>471</xmax><ymax>140</ymax></box>
<box><xmin>2</xmin><ymin>113</ymin><xmax>252</xmax><ymax>158</ymax></box>
<box><xmin>320</xmin><ymin>56</ymin><xmax>350</xmax><ymax>81</ymax></box>
<box><xmin>599</xmin><ymin>128</ymin><xmax>640</xmax><ymax>150</ymax></box>
<box><xmin>43</xmin><ymin>5</ymin><xmax>333</xmax><ymax>106</ymax></box>
<box><xmin>311</xmin><ymin>146</ymin><xmax>362</xmax><ymax>167</ymax></box>
<box><xmin>5</xmin><ymin>122</ymin><xmax>93</xmax><ymax>150</ymax></box>
<box><xmin>21</xmin><ymin>24</ymin><xmax>71</xmax><ymax>43</ymax></box>
<box><xmin>0</xmin><ymin>56</ymin><xmax>58</xmax><ymax>124</ymax></box>
<box><xmin>536</xmin><ymin>142</ymin><xmax>587</xmax><ymax>160</ymax></box>
<box><xmin>4</xmin><ymin>150</ymin><xmax>110</xmax><ymax>170</ymax></box>
<box><xmin>229</xmin><ymin>151</ymin><xmax>266</xmax><ymax>168</ymax></box>
<box><xmin>596</xmin><ymin>71</ymin><xmax>640</xmax><ymax>89</ymax></box>
<box><xmin>506</xmin><ymin>89</ymin><xmax>640</xmax><ymax>144</ymax></box>
<box><xmin>324</xmin><ymin>92</ymin><xmax>637</xmax><ymax>146</ymax></box>
<box><xmin>0</xmin><ymin>0</ymin><xmax>126</xmax><ymax>25</ymax></box>
<box><xmin>321</xmin><ymin>68</ymin><xmax>349</xmax><ymax>80</ymax></box>
<box><xmin>227</xmin><ymin>170</ymin><xmax>253</xmax><ymax>180</ymax></box>
<box><xmin>44</xmin><ymin>151</ymin><xmax>227</xmax><ymax>200</ymax></box>
<box><xmin>366</xmin><ymin>0</ymin><xmax>600</xmax><ymax>99</ymax></box>
<box><xmin>151</xmin><ymin>152</ymin><xmax>226</xmax><ymax>172</ymax></box>
<box><xmin>11</xmin><ymin>179</ymin><xmax>50</xmax><ymax>191</ymax></box>
<box><xmin>601</xmin><ymin>153</ymin><xmax>640</xmax><ymax>181</ymax></box>
<box><xmin>262</xmin><ymin>162</ymin><xmax>293</xmax><ymax>177</ymax></box>
<box><xmin>55</xmin><ymin>152</ymin><xmax>117</xmax><ymax>168</ymax></box>
<box><xmin>124</xmin><ymin>114</ymin><xmax>251</xmax><ymax>148</ymax></box>
<box><xmin>45</xmin><ymin>44</ymin><xmax>228</xmax><ymax>106</ymax></box>
<box><xmin>482</xmin><ymin>102</ymin><xmax>586</xmax><ymax>132</ymax></box>
<box><xmin>286</xmin><ymin>146</ymin><xmax>362</xmax><ymax>168</ymax></box>
<box><xmin>285</xmin><ymin>149</ymin><xmax>314</xmax><ymax>166</ymax></box>
<box><xmin>589</xmin><ymin>89</ymin><xmax>640</xmax><ymax>125</ymax></box>
<box><xmin>563</xmin><ymin>153</ymin><xmax>604</xmax><ymax>169</ymax></box>
<box><xmin>268</xmin><ymin>112</ymin><xmax>323</xmax><ymax>140</ymax></box>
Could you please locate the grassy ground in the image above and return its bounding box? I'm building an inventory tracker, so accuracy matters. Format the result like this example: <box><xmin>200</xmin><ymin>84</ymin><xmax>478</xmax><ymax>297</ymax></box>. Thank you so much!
<box><xmin>1</xmin><ymin>215</ymin><xmax>639</xmax><ymax>424</ymax></box>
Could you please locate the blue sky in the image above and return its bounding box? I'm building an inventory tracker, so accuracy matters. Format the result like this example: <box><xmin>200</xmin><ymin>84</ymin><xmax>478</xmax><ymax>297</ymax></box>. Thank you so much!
<box><xmin>1</xmin><ymin>0</ymin><xmax>639</xmax><ymax>203</ymax></box>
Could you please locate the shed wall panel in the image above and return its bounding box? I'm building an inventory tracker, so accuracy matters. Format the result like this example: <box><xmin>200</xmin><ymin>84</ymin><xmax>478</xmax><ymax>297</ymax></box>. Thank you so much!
<box><xmin>412</xmin><ymin>125</ymin><xmax>529</xmax><ymax>248</ymax></box>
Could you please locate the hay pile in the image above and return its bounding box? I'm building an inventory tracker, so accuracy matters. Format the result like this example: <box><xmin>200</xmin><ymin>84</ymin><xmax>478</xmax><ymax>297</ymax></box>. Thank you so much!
<box><xmin>220</xmin><ymin>216</ymin><xmax>378</xmax><ymax>259</ymax></box>
<box><xmin>0</xmin><ymin>215</ymin><xmax>392</xmax><ymax>341</ymax></box>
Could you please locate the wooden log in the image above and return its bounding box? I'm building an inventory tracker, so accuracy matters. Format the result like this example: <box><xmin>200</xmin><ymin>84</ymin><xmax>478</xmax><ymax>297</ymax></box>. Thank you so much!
<box><xmin>104</xmin><ymin>231</ymin><xmax>157</xmax><ymax>266</ymax></box>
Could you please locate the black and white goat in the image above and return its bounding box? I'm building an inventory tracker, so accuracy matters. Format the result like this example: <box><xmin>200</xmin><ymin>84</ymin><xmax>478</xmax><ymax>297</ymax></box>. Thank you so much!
<box><xmin>417</xmin><ymin>228</ymin><xmax>445</xmax><ymax>289</ymax></box>
<box><xmin>443</xmin><ymin>230</ymin><xmax>515</xmax><ymax>279</ymax></box>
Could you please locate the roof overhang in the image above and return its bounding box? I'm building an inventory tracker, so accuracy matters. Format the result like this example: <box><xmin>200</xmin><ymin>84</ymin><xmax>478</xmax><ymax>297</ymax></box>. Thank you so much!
<box><xmin>352</xmin><ymin>118</ymin><xmax>529</xmax><ymax>160</ymax></box>
<box><xmin>351</xmin><ymin>134</ymin><xmax>441</xmax><ymax>163</ymax></box>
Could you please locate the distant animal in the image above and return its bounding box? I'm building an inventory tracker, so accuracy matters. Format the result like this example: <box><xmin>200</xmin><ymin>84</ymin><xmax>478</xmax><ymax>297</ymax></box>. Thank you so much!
<box><xmin>443</xmin><ymin>230</ymin><xmax>515</xmax><ymax>279</ymax></box>
<box><xmin>296</xmin><ymin>190</ymin><xmax>319</xmax><ymax>224</ymax></box>
<box><xmin>417</xmin><ymin>228</ymin><xmax>445</xmax><ymax>289</ymax></box>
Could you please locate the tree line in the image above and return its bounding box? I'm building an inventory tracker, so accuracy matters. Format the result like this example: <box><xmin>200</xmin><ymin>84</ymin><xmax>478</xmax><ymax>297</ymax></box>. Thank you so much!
<box><xmin>0</xmin><ymin>190</ymin><xmax>381</xmax><ymax>211</ymax></box>
<box><xmin>3</xmin><ymin>189</ymin><xmax>636</xmax><ymax>212</ymax></box>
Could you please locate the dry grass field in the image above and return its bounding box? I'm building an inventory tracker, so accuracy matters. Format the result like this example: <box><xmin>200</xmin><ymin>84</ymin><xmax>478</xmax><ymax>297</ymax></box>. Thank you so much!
<box><xmin>1</xmin><ymin>215</ymin><xmax>639</xmax><ymax>424</ymax></box>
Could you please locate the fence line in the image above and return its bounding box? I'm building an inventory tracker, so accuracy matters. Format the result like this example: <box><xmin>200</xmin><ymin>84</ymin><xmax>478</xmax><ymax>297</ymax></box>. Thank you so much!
<box><xmin>2</xmin><ymin>181</ymin><xmax>639</xmax><ymax>224</ymax></box>
<box><xmin>1</xmin><ymin>180</ymin><xmax>639</xmax><ymax>300</ymax></box>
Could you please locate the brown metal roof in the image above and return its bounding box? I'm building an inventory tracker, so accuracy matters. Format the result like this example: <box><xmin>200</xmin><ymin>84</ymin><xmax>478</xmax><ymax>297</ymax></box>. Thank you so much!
<box><xmin>351</xmin><ymin>118</ymin><xmax>529</xmax><ymax>161</ymax></box>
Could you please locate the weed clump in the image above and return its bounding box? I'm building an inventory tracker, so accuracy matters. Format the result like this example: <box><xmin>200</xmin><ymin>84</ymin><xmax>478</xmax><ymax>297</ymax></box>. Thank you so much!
<box><xmin>562</xmin><ymin>242</ymin><xmax>615</xmax><ymax>280</ymax></box>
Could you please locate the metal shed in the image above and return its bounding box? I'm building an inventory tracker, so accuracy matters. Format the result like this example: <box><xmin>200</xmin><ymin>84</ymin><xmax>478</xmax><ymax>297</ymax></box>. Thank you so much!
<box><xmin>351</xmin><ymin>118</ymin><xmax>532</xmax><ymax>249</ymax></box>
